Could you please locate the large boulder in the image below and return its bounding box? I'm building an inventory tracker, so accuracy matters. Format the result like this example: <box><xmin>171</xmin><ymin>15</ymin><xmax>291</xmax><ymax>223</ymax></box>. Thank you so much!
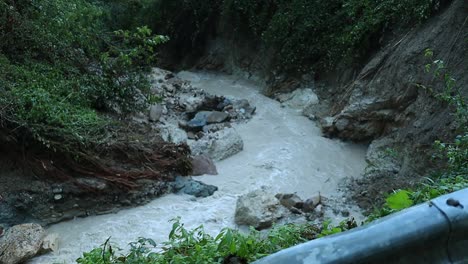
<box><xmin>173</xmin><ymin>176</ymin><xmax>218</xmax><ymax>198</ymax></box>
<box><xmin>234</xmin><ymin>190</ymin><xmax>288</xmax><ymax>230</ymax></box>
<box><xmin>0</xmin><ymin>223</ymin><xmax>46</xmax><ymax>264</ymax></box>
<box><xmin>191</xmin><ymin>154</ymin><xmax>218</xmax><ymax>176</ymax></box>
<box><xmin>188</xmin><ymin>128</ymin><xmax>243</xmax><ymax>161</ymax></box>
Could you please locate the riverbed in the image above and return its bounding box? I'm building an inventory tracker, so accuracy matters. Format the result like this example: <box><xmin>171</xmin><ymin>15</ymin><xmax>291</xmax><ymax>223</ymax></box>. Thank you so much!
<box><xmin>31</xmin><ymin>71</ymin><xmax>367</xmax><ymax>263</ymax></box>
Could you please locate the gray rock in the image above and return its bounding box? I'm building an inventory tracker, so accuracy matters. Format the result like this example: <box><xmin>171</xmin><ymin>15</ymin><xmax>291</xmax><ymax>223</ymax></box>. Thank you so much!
<box><xmin>234</xmin><ymin>99</ymin><xmax>250</xmax><ymax>109</ymax></box>
<box><xmin>40</xmin><ymin>233</ymin><xmax>59</xmax><ymax>254</ymax></box>
<box><xmin>233</xmin><ymin>99</ymin><xmax>256</xmax><ymax>115</ymax></box>
<box><xmin>178</xmin><ymin>93</ymin><xmax>205</xmax><ymax>112</ymax></box>
<box><xmin>188</xmin><ymin>128</ymin><xmax>243</xmax><ymax>161</ymax></box>
<box><xmin>186</xmin><ymin>119</ymin><xmax>207</xmax><ymax>131</ymax></box>
<box><xmin>206</xmin><ymin>111</ymin><xmax>229</xmax><ymax>124</ymax></box>
<box><xmin>0</xmin><ymin>223</ymin><xmax>46</xmax><ymax>264</ymax></box>
<box><xmin>217</xmin><ymin>98</ymin><xmax>232</xmax><ymax>110</ymax></box>
<box><xmin>191</xmin><ymin>155</ymin><xmax>218</xmax><ymax>176</ymax></box>
<box><xmin>149</xmin><ymin>104</ymin><xmax>163</xmax><ymax>122</ymax></box>
<box><xmin>173</xmin><ymin>176</ymin><xmax>218</xmax><ymax>198</ymax></box>
<box><xmin>335</xmin><ymin>118</ymin><xmax>350</xmax><ymax>132</ymax></box>
<box><xmin>202</xmin><ymin>123</ymin><xmax>231</xmax><ymax>133</ymax></box>
<box><xmin>275</xmin><ymin>193</ymin><xmax>304</xmax><ymax>209</ymax></box>
<box><xmin>160</xmin><ymin>123</ymin><xmax>188</xmax><ymax>144</ymax></box>
<box><xmin>185</xmin><ymin>111</ymin><xmax>211</xmax><ymax>131</ymax></box>
<box><xmin>234</xmin><ymin>190</ymin><xmax>288</xmax><ymax>230</ymax></box>
<box><xmin>303</xmin><ymin>195</ymin><xmax>321</xmax><ymax>213</ymax></box>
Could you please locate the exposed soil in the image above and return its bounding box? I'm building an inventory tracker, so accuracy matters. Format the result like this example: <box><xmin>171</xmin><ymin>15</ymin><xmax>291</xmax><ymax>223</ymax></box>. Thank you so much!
<box><xmin>0</xmin><ymin>120</ymin><xmax>191</xmax><ymax>226</ymax></box>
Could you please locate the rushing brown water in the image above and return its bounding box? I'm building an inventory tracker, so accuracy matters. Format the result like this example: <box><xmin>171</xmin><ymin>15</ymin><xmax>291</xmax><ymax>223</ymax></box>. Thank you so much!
<box><xmin>31</xmin><ymin>71</ymin><xmax>367</xmax><ymax>263</ymax></box>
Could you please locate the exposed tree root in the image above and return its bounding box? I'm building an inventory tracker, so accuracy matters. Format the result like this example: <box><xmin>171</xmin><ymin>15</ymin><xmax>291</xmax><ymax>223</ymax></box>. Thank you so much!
<box><xmin>0</xmin><ymin>124</ymin><xmax>192</xmax><ymax>191</ymax></box>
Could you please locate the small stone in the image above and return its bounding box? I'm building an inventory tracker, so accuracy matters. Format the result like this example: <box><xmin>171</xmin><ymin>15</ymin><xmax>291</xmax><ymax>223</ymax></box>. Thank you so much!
<box><xmin>54</xmin><ymin>194</ymin><xmax>62</xmax><ymax>200</ymax></box>
<box><xmin>303</xmin><ymin>195</ymin><xmax>321</xmax><ymax>212</ymax></box>
<box><xmin>290</xmin><ymin>207</ymin><xmax>303</xmax><ymax>215</ymax></box>
<box><xmin>275</xmin><ymin>193</ymin><xmax>304</xmax><ymax>209</ymax></box>
<box><xmin>52</xmin><ymin>188</ymin><xmax>62</xmax><ymax>194</ymax></box>
<box><xmin>149</xmin><ymin>104</ymin><xmax>163</xmax><ymax>122</ymax></box>
<box><xmin>217</xmin><ymin>98</ymin><xmax>232</xmax><ymax>110</ymax></box>
<box><xmin>187</xmin><ymin>132</ymin><xmax>197</xmax><ymax>140</ymax></box>
<box><xmin>314</xmin><ymin>204</ymin><xmax>324</xmax><ymax>216</ymax></box>
<box><xmin>40</xmin><ymin>233</ymin><xmax>59</xmax><ymax>253</ymax></box>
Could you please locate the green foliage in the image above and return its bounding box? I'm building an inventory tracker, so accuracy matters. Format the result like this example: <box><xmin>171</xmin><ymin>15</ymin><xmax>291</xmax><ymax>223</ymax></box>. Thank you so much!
<box><xmin>103</xmin><ymin>0</ymin><xmax>441</xmax><ymax>72</ymax></box>
<box><xmin>0</xmin><ymin>0</ymin><xmax>167</xmax><ymax>151</ymax></box>
<box><xmin>77</xmin><ymin>218</ymin><xmax>321</xmax><ymax>264</ymax></box>
<box><xmin>423</xmin><ymin>50</ymin><xmax>467</xmax><ymax>178</ymax></box>
<box><xmin>385</xmin><ymin>190</ymin><xmax>414</xmax><ymax>210</ymax></box>
<box><xmin>318</xmin><ymin>218</ymin><xmax>357</xmax><ymax>238</ymax></box>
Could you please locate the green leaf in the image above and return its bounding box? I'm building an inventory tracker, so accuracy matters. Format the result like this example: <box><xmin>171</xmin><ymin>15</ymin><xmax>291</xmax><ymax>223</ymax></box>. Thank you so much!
<box><xmin>386</xmin><ymin>190</ymin><xmax>414</xmax><ymax>210</ymax></box>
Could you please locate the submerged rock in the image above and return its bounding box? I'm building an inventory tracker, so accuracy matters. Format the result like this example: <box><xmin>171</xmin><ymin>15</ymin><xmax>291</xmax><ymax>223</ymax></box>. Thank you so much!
<box><xmin>0</xmin><ymin>223</ymin><xmax>46</xmax><ymax>264</ymax></box>
<box><xmin>235</xmin><ymin>190</ymin><xmax>288</xmax><ymax>230</ymax></box>
<box><xmin>173</xmin><ymin>176</ymin><xmax>218</xmax><ymax>198</ymax></box>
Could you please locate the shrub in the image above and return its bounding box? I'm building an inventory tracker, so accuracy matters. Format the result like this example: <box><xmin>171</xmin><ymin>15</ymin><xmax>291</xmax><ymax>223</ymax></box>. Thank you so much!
<box><xmin>0</xmin><ymin>0</ymin><xmax>167</xmax><ymax>152</ymax></box>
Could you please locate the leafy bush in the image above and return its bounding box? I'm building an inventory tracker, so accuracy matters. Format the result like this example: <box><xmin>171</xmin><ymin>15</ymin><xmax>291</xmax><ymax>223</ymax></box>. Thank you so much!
<box><xmin>77</xmin><ymin>218</ymin><xmax>321</xmax><ymax>264</ymax></box>
<box><xmin>0</xmin><ymin>0</ymin><xmax>167</xmax><ymax>151</ymax></box>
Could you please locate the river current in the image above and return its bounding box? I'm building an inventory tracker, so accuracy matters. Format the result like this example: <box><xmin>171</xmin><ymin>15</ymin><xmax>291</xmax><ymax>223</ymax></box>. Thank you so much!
<box><xmin>31</xmin><ymin>71</ymin><xmax>367</xmax><ymax>263</ymax></box>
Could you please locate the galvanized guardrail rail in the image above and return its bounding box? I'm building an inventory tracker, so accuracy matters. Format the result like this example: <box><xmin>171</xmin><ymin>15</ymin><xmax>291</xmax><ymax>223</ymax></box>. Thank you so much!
<box><xmin>254</xmin><ymin>188</ymin><xmax>468</xmax><ymax>264</ymax></box>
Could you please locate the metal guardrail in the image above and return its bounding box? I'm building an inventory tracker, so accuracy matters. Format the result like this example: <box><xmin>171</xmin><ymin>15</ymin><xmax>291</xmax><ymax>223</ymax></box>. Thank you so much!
<box><xmin>254</xmin><ymin>188</ymin><xmax>468</xmax><ymax>264</ymax></box>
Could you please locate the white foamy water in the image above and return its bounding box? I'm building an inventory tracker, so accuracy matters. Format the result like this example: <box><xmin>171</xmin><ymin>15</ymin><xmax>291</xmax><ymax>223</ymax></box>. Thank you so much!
<box><xmin>31</xmin><ymin>72</ymin><xmax>367</xmax><ymax>263</ymax></box>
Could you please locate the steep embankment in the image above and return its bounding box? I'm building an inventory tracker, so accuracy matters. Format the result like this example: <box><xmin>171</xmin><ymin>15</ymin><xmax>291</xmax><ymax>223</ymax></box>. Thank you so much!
<box><xmin>320</xmin><ymin>0</ymin><xmax>467</xmax><ymax>209</ymax></box>
<box><xmin>192</xmin><ymin>0</ymin><xmax>467</xmax><ymax>209</ymax></box>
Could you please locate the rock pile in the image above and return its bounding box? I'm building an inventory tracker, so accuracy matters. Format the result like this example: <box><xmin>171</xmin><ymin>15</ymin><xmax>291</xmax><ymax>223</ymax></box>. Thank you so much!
<box><xmin>234</xmin><ymin>190</ymin><xmax>327</xmax><ymax>230</ymax></box>
<box><xmin>145</xmin><ymin>68</ymin><xmax>256</xmax><ymax>163</ymax></box>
